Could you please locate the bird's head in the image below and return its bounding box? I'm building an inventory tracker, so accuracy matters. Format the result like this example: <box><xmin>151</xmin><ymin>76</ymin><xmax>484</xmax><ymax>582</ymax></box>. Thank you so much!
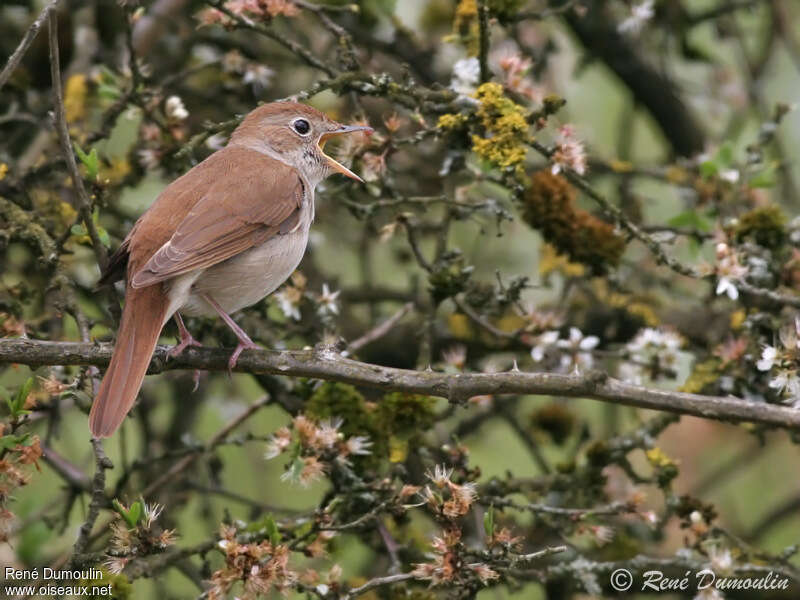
<box><xmin>230</xmin><ymin>102</ymin><xmax>373</xmax><ymax>184</ymax></box>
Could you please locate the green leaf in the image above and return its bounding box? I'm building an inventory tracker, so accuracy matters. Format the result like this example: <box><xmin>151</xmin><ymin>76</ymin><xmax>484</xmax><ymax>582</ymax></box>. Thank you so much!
<box><xmin>483</xmin><ymin>504</ymin><xmax>494</xmax><ymax>539</ymax></box>
<box><xmin>112</xmin><ymin>499</ymin><xmax>142</xmax><ymax>529</ymax></box>
<box><xmin>667</xmin><ymin>210</ymin><xmax>712</xmax><ymax>233</ymax></box>
<box><xmin>700</xmin><ymin>142</ymin><xmax>734</xmax><ymax>179</ymax></box>
<box><xmin>749</xmin><ymin>164</ymin><xmax>777</xmax><ymax>188</ymax></box>
<box><xmin>7</xmin><ymin>377</ymin><xmax>34</xmax><ymax>417</ymax></box>
<box><xmin>264</xmin><ymin>515</ymin><xmax>281</xmax><ymax>545</ymax></box>
<box><xmin>127</xmin><ymin>501</ymin><xmax>143</xmax><ymax>527</ymax></box>
<box><xmin>716</xmin><ymin>142</ymin><xmax>733</xmax><ymax>167</ymax></box>
<box><xmin>74</xmin><ymin>143</ymin><xmax>99</xmax><ymax>180</ymax></box>
<box><xmin>0</xmin><ymin>433</ymin><xmax>30</xmax><ymax>451</ymax></box>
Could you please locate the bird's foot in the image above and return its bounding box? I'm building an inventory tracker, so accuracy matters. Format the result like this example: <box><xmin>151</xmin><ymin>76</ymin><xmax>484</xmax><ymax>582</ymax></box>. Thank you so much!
<box><xmin>228</xmin><ymin>340</ymin><xmax>260</xmax><ymax>373</ymax></box>
<box><xmin>169</xmin><ymin>334</ymin><xmax>203</xmax><ymax>358</ymax></box>
<box><xmin>170</xmin><ymin>313</ymin><xmax>203</xmax><ymax>358</ymax></box>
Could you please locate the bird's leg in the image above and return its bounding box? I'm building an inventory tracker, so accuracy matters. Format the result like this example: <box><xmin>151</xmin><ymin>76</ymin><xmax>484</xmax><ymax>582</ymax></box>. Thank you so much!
<box><xmin>170</xmin><ymin>313</ymin><xmax>204</xmax><ymax>390</ymax></box>
<box><xmin>169</xmin><ymin>313</ymin><xmax>203</xmax><ymax>357</ymax></box>
<box><xmin>201</xmin><ymin>293</ymin><xmax>259</xmax><ymax>372</ymax></box>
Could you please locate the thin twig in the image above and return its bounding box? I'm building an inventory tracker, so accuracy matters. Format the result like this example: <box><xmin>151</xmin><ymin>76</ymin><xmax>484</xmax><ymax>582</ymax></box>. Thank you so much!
<box><xmin>478</xmin><ymin>0</ymin><xmax>491</xmax><ymax>83</ymax></box>
<box><xmin>345</xmin><ymin>302</ymin><xmax>414</xmax><ymax>355</ymax></box>
<box><xmin>0</xmin><ymin>0</ymin><xmax>61</xmax><ymax>91</ymax></box>
<box><xmin>48</xmin><ymin>9</ymin><xmax>109</xmax><ymax>271</ymax></box>
<box><xmin>141</xmin><ymin>396</ymin><xmax>271</xmax><ymax>497</ymax></box>
<box><xmin>69</xmin><ymin>438</ymin><xmax>113</xmax><ymax>567</ymax></box>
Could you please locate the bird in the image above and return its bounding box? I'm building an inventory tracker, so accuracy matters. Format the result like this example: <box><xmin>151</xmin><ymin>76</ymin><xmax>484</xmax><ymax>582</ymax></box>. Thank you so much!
<box><xmin>89</xmin><ymin>102</ymin><xmax>371</xmax><ymax>438</ymax></box>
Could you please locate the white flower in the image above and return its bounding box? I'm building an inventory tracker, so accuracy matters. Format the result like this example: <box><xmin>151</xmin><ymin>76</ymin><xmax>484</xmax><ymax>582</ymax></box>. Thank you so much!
<box><xmin>318</xmin><ymin>283</ymin><xmax>341</xmax><ymax>316</ymax></box>
<box><xmin>719</xmin><ymin>168</ymin><xmax>740</xmax><ymax>183</ymax></box>
<box><xmin>531</xmin><ymin>330</ymin><xmax>560</xmax><ymax>362</ymax></box>
<box><xmin>756</xmin><ymin>346</ymin><xmax>777</xmax><ymax>371</ymax></box>
<box><xmin>426</xmin><ymin>464</ymin><xmax>454</xmax><ymax>487</ymax></box>
<box><xmin>137</xmin><ymin>148</ymin><xmax>161</xmax><ymax>170</ymax></box>
<box><xmin>551</xmin><ymin>125</ymin><xmax>587</xmax><ymax>176</ymax></box>
<box><xmin>316</xmin><ymin>418</ymin><xmax>343</xmax><ymax>448</ymax></box>
<box><xmin>557</xmin><ymin>327</ymin><xmax>599</xmax><ymax>352</ymax></box>
<box><xmin>618</xmin><ymin>0</ymin><xmax>655</xmax><ymax>35</ymax></box>
<box><xmin>558</xmin><ymin>327</ymin><xmax>599</xmax><ymax>369</ymax></box>
<box><xmin>715</xmin><ymin>277</ymin><xmax>739</xmax><ymax>300</ymax></box>
<box><xmin>275</xmin><ymin>289</ymin><xmax>301</xmax><ymax>320</ymax></box>
<box><xmin>709</xmin><ymin>547</ymin><xmax>734</xmax><ymax>574</ymax></box>
<box><xmin>345</xmin><ymin>435</ymin><xmax>372</xmax><ymax>456</ymax></box>
<box><xmin>769</xmin><ymin>370</ymin><xmax>800</xmax><ymax>399</ymax></box>
<box><xmin>450</xmin><ymin>57</ymin><xmax>480</xmax><ymax>95</ymax></box>
<box><xmin>243</xmin><ymin>64</ymin><xmax>274</xmax><ymax>93</ymax></box>
<box><xmin>165</xmin><ymin>95</ymin><xmax>188</xmax><ymax>121</ymax></box>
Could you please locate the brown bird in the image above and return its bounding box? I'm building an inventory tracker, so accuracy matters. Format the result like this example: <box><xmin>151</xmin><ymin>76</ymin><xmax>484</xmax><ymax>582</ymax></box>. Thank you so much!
<box><xmin>90</xmin><ymin>102</ymin><xmax>371</xmax><ymax>438</ymax></box>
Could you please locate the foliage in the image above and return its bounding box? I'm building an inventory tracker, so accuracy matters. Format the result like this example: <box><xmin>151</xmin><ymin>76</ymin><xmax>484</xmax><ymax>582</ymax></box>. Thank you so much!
<box><xmin>2</xmin><ymin>0</ymin><xmax>800</xmax><ymax>599</ymax></box>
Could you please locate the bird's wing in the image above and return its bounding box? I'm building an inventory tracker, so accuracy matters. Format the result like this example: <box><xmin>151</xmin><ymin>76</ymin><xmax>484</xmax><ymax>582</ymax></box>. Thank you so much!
<box><xmin>131</xmin><ymin>155</ymin><xmax>304</xmax><ymax>288</ymax></box>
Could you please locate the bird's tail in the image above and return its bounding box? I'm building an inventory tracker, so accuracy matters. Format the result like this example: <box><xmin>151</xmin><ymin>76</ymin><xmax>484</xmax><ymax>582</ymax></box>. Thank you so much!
<box><xmin>89</xmin><ymin>284</ymin><xmax>169</xmax><ymax>438</ymax></box>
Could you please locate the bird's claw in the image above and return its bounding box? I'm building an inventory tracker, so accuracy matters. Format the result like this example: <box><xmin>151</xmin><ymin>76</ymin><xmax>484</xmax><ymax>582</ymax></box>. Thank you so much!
<box><xmin>227</xmin><ymin>340</ymin><xmax>260</xmax><ymax>374</ymax></box>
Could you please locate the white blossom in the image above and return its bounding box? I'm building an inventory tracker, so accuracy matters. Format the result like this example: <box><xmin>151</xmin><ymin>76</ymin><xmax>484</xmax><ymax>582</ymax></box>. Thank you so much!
<box><xmin>618</xmin><ymin>0</ymin><xmax>655</xmax><ymax>35</ymax></box>
<box><xmin>715</xmin><ymin>277</ymin><xmax>739</xmax><ymax>300</ymax></box>
<box><xmin>756</xmin><ymin>346</ymin><xmax>777</xmax><ymax>371</ymax></box>
<box><xmin>450</xmin><ymin>57</ymin><xmax>480</xmax><ymax>95</ymax></box>
<box><xmin>318</xmin><ymin>283</ymin><xmax>341</xmax><ymax>316</ymax></box>
<box><xmin>769</xmin><ymin>370</ymin><xmax>800</xmax><ymax>399</ymax></box>
<box><xmin>275</xmin><ymin>289</ymin><xmax>301</xmax><ymax>320</ymax></box>
<box><xmin>165</xmin><ymin>95</ymin><xmax>189</xmax><ymax>121</ymax></box>
<box><xmin>530</xmin><ymin>330</ymin><xmax>559</xmax><ymax>362</ymax></box>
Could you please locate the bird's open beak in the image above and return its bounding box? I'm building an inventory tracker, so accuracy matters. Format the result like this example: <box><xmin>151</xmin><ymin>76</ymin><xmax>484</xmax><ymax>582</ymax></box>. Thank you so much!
<box><xmin>318</xmin><ymin>124</ymin><xmax>373</xmax><ymax>182</ymax></box>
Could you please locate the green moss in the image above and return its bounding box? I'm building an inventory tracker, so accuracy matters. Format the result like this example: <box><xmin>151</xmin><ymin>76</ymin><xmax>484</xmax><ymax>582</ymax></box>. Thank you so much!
<box><xmin>377</xmin><ymin>392</ymin><xmax>438</xmax><ymax>434</ymax></box>
<box><xmin>306</xmin><ymin>382</ymin><xmax>380</xmax><ymax>440</ymax></box>
<box><xmin>734</xmin><ymin>204</ymin><xmax>787</xmax><ymax>249</ymax></box>
<box><xmin>428</xmin><ymin>263</ymin><xmax>473</xmax><ymax>305</ymax></box>
<box><xmin>305</xmin><ymin>384</ymin><xmax>438</xmax><ymax>464</ymax></box>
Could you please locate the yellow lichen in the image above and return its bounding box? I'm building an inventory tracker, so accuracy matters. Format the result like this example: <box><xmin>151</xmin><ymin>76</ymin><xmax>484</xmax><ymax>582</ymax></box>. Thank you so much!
<box><xmin>665</xmin><ymin>165</ymin><xmax>689</xmax><ymax>184</ymax></box>
<box><xmin>453</xmin><ymin>0</ymin><xmax>479</xmax><ymax>54</ymax></box>
<box><xmin>645</xmin><ymin>447</ymin><xmax>677</xmax><ymax>468</ymax></box>
<box><xmin>0</xmin><ymin>163</ymin><xmax>8</xmax><ymax>181</ymax></box>
<box><xmin>730</xmin><ymin>309</ymin><xmax>746</xmax><ymax>330</ymax></box>
<box><xmin>437</xmin><ymin>113</ymin><xmax>468</xmax><ymax>130</ymax></box>
<box><xmin>99</xmin><ymin>157</ymin><xmax>132</xmax><ymax>186</ymax></box>
<box><xmin>64</xmin><ymin>74</ymin><xmax>88</xmax><ymax>123</ymax></box>
<box><xmin>471</xmin><ymin>82</ymin><xmax>530</xmax><ymax>178</ymax></box>
<box><xmin>608</xmin><ymin>159</ymin><xmax>634</xmax><ymax>173</ymax></box>
<box><xmin>538</xmin><ymin>243</ymin><xmax>586</xmax><ymax>277</ymax></box>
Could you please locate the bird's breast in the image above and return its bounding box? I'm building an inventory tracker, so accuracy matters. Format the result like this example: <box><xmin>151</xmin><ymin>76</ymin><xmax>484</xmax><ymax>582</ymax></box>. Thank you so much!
<box><xmin>179</xmin><ymin>221</ymin><xmax>311</xmax><ymax>318</ymax></box>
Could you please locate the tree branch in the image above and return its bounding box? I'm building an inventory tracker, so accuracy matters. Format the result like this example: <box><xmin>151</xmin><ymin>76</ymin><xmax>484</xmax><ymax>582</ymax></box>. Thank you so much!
<box><xmin>3</xmin><ymin>338</ymin><xmax>800</xmax><ymax>429</ymax></box>
<box><xmin>48</xmin><ymin>9</ymin><xmax>109</xmax><ymax>271</ymax></box>
<box><xmin>0</xmin><ymin>0</ymin><xmax>61</xmax><ymax>92</ymax></box>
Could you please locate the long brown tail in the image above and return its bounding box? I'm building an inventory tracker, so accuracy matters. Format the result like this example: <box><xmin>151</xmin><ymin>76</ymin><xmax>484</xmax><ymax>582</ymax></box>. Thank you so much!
<box><xmin>89</xmin><ymin>284</ymin><xmax>169</xmax><ymax>438</ymax></box>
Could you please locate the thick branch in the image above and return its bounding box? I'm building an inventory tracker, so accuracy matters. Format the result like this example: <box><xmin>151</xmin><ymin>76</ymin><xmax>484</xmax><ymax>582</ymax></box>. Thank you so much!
<box><xmin>2</xmin><ymin>338</ymin><xmax>800</xmax><ymax>429</ymax></box>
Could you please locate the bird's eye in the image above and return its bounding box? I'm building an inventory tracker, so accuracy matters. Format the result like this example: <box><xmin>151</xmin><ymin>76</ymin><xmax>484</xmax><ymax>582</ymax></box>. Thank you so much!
<box><xmin>293</xmin><ymin>119</ymin><xmax>310</xmax><ymax>135</ymax></box>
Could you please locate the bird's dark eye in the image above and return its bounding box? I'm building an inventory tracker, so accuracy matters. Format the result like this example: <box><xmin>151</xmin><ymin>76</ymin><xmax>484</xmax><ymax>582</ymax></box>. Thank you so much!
<box><xmin>293</xmin><ymin>119</ymin><xmax>310</xmax><ymax>135</ymax></box>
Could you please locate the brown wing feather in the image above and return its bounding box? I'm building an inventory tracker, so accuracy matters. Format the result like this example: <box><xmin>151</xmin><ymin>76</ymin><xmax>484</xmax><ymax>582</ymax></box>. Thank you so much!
<box><xmin>131</xmin><ymin>154</ymin><xmax>304</xmax><ymax>288</ymax></box>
